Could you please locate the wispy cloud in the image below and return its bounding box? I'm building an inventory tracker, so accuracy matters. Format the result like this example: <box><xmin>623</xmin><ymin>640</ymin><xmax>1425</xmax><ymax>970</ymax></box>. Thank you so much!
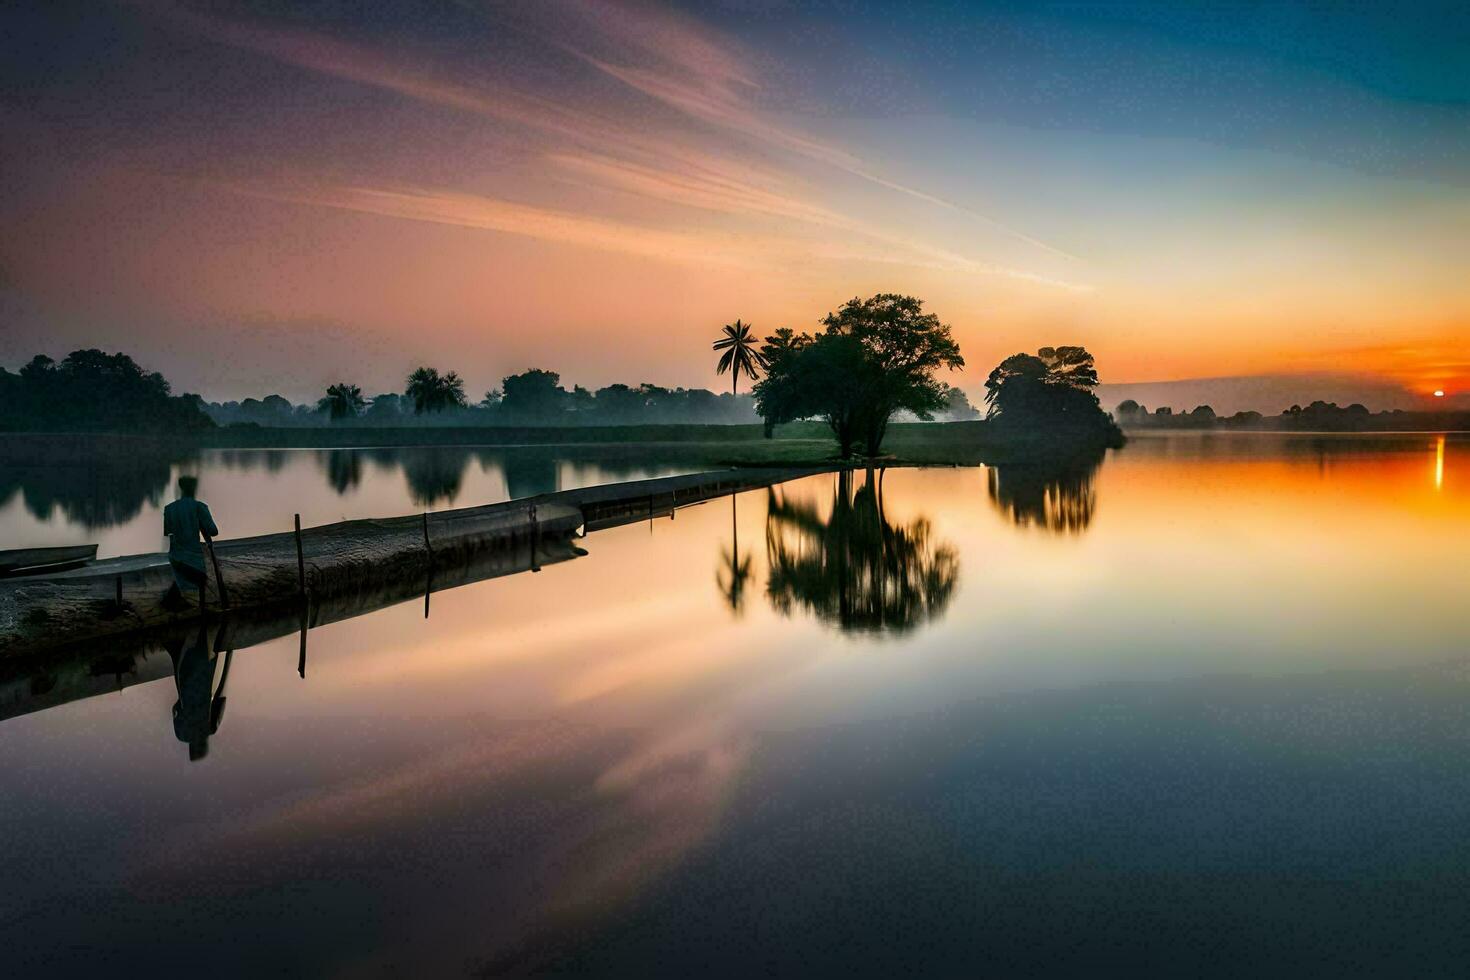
<box><xmin>538</xmin><ymin>0</ymin><xmax>1083</xmax><ymax>262</ymax></box>
<box><xmin>137</xmin><ymin>0</ymin><xmax>1087</xmax><ymax>287</ymax></box>
<box><xmin>255</xmin><ymin>183</ymin><xmax>755</xmax><ymax>267</ymax></box>
<box><xmin>230</xmin><ymin>178</ymin><xmax>1086</xmax><ymax>289</ymax></box>
<box><xmin>220</xmin><ymin>172</ymin><xmax>1087</xmax><ymax>290</ymax></box>
<box><xmin>581</xmin><ymin>56</ymin><xmax>1083</xmax><ymax>262</ymax></box>
<box><xmin>546</xmin><ymin>152</ymin><xmax>843</xmax><ymax>227</ymax></box>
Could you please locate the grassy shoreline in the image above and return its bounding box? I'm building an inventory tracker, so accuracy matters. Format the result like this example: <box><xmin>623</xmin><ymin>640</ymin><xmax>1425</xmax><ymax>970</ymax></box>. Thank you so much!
<box><xmin>0</xmin><ymin>420</ymin><xmax>1126</xmax><ymax>468</ymax></box>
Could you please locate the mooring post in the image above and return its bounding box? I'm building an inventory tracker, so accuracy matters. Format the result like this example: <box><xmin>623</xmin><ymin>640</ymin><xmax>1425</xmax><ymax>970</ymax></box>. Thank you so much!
<box><xmin>422</xmin><ymin>511</ymin><xmax>434</xmax><ymax>564</ymax></box>
<box><xmin>293</xmin><ymin>513</ymin><xmax>307</xmax><ymax>600</ymax></box>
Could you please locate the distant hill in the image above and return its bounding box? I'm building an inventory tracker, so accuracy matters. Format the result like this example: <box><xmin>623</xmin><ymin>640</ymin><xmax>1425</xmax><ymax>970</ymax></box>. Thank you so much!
<box><xmin>1096</xmin><ymin>373</ymin><xmax>1451</xmax><ymax>416</ymax></box>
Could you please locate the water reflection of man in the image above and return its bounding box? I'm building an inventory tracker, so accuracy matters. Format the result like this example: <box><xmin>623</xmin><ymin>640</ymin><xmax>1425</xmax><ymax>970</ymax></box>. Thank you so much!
<box><xmin>166</xmin><ymin>623</ymin><xmax>231</xmax><ymax>762</ymax></box>
<box><xmin>162</xmin><ymin>475</ymin><xmax>219</xmax><ymax>611</ymax></box>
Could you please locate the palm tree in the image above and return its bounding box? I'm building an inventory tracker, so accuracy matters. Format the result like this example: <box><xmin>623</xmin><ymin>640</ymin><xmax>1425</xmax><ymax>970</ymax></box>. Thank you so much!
<box><xmin>713</xmin><ymin>319</ymin><xmax>766</xmax><ymax>396</ymax></box>
<box><xmin>317</xmin><ymin>382</ymin><xmax>365</xmax><ymax>421</ymax></box>
<box><xmin>405</xmin><ymin>367</ymin><xmax>468</xmax><ymax>414</ymax></box>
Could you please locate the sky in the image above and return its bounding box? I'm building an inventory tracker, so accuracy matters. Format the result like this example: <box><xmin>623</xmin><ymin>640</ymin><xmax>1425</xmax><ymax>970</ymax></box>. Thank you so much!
<box><xmin>1</xmin><ymin>0</ymin><xmax>1466</xmax><ymax>409</ymax></box>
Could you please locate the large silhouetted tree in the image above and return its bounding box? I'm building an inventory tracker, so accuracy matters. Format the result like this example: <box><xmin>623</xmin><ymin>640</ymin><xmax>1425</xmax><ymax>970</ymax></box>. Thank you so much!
<box><xmin>500</xmin><ymin>369</ymin><xmax>569</xmax><ymax>421</ymax></box>
<box><xmin>405</xmin><ymin>367</ymin><xmax>467</xmax><ymax>415</ymax></box>
<box><xmin>983</xmin><ymin>346</ymin><xmax>1120</xmax><ymax>446</ymax></box>
<box><xmin>317</xmin><ymin>383</ymin><xmax>365</xmax><ymax>420</ymax></box>
<box><xmin>754</xmin><ymin>295</ymin><xmax>964</xmax><ymax>456</ymax></box>
<box><xmin>821</xmin><ymin>295</ymin><xmax>965</xmax><ymax>455</ymax></box>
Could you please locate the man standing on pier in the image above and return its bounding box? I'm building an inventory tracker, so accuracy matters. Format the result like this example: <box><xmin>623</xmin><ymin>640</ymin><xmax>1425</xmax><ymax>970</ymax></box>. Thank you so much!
<box><xmin>162</xmin><ymin>475</ymin><xmax>219</xmax><ymax>611</ymax></box>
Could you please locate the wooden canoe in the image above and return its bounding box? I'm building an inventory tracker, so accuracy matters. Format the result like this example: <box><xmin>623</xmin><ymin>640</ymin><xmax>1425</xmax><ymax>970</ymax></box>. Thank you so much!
<box><xmin>0</xmin><ymin>544</ymin><xmax>99</xmax><ymax>577</ymax></box>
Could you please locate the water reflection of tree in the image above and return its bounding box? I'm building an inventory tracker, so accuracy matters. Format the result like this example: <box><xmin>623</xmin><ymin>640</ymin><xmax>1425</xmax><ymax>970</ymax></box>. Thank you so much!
<box><xmin>716</xmin><ymin>496</ymin><xmax>753</xmax><ymax>616</ymax></box>
<box><xmin>401</xmin><ymin>449</ymin><xmax>470</xmax><ymax>507</ymax></box>
<box><xmin>0</xmin><ymin>451</ymin><xmax>176</xmax><ymax>529</ymax></box>
<box><xmin>985</xmin><ymin>451</ymin><xmax>1103</xmax><ymax>534</ymax></box>
<box><xmin>502</xmin><ymin>452</ymin><xmax>559</xmax><ymax>500</ymax></box>
<box><xmin>319</xmin><ymin>450</ymin><xmax>363</xmax><ymax>495</ymax></box>
<box><xmin>764</xmin><ymin>469</ymin><xmax>958</xmax><ymax>634</ymax></box>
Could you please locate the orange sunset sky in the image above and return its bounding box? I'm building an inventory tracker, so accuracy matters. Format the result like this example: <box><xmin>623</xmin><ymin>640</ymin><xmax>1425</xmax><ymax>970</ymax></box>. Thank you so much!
<box><xmin>1</xmin><ymin>1</ymin><xmax>1466</xmax><ymax>408</ymax></box>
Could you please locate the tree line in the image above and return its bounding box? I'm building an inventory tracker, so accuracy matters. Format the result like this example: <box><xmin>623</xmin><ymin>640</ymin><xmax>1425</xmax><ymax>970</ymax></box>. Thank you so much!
<box><xmin>2</xmin><ymin>294</ymin><xmax>1119</xmax><ymax>449</ymax></box>
<box><xmin>1114</xmin><ymin>399</ymin><xmax>1461</xmax><ymax>432</ymax></box>
<box><xmin>218</xmin><ymin>305</ymin><xmax>987</xmax><ymax>432</ymax></box>
<box><xmin>0</xmin><ymin>351</ymin><xmax>215</xmax><ymax>432</ymax></box>
<box><xmin>212</xmin><ymin>371</ymin><xmax>764</xmax><ymax>427</ymax></box>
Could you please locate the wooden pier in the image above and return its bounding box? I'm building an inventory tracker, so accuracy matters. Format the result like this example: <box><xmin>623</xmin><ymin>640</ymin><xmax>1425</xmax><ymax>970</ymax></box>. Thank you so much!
<box><xmin>0</xmin><ymin>466</ymin><xmax>833</xmax><ymax>659</ymax></box>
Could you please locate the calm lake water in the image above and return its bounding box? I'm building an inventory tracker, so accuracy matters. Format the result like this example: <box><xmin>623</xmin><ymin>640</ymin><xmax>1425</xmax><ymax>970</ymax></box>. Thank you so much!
<box><xmin>0</xmin><ymin>444</ymin><xmax>700</xmax><ymax>558</ymax></box>
<box><xmin>2</xmin><ymin>433</ymin><xmax>1468</xmax><ymax>976</ymax></box>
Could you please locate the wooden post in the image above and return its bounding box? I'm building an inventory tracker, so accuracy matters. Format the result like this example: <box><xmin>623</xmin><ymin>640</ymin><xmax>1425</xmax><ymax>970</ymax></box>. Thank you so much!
<box><xmin>529</xmin><ymin>502</ymin><xmax>540</xmax><ymax>573</ymax></box>
<box><xmin>293</xmin><ymin>514</ymin><xmax>307</xmax><ymax>599</ymax></box>
<box><xmin>418</xmin><ymin>511</ymin><xmax>436</xmax><ymax>609</ymax></box>
<box><xmin>297</xmin><ymin>601</ymin><xmax>308</xmax><ymax>678</ymax></box>
<box><xmin>203</xmin><ymin>532</ymin><xmax>229</xmax><ymax>610</ymax></box>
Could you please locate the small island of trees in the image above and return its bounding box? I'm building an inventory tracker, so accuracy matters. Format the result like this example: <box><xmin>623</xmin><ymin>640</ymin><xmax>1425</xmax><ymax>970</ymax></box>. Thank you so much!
<box><xmin>749</xmin><ymin>294</ymin><xmax>1120</xmax><ymax>457</ymax></box>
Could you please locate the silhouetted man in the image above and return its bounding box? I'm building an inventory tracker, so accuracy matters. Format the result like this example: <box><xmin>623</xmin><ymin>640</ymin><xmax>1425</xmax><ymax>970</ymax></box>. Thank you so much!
<box><xmin>162</xmin><ymin>475</ymin><xmax>219</xmax><ymax>611</ymax></box>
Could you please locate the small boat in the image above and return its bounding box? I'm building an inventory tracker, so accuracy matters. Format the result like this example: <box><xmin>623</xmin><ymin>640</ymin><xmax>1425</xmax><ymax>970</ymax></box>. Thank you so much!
<box><xmin>0</xmin><ymin>544</ymin><xmax>99</xmax><ymax>577</ymax></box>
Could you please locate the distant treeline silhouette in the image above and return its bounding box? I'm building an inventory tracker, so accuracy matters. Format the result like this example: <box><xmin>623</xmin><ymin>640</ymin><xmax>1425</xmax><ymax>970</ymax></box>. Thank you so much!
<box><xmin>1115</xmin><ymin>399</ymin><xmax>1469</xmax><ymax>432</ymax></box>
<box><xmin>212</xmin><ymin>364</ymin><xmax>980</xmax><ymax>430</ymax></box>
<box><xmin>209</xmin><ymin>370</ymin><xmax>765</xmax><ymax>428</ymax></box>
<box><xmin>4</xmin><ymin>296</ymin><xmax>1114</xmax><ymax>452</ymax></box>
<box><xmin>1</xmin><ymin>350</ymin><xmax>214</xmax><ymax>432</ymax></box>
<box><xmin>0</xmin><ymin>350</ymin><xmax>951</xmax><ymax>432</ymax></box>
